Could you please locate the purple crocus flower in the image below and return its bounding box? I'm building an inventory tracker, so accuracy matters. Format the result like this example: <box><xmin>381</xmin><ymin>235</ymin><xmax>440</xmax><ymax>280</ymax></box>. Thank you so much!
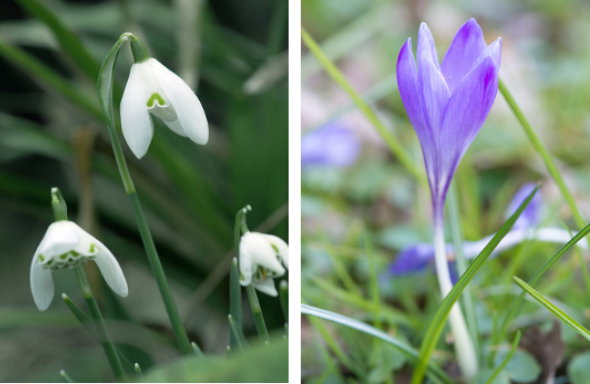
<box><xmin>301</xmin><ymin>122</ymin><xmax>360</xmax><ymax>168</ymax></box>
<box><xmin>396</xmin><ymin>19</ymin><xmax>501</xmax><ymax>218</ymax></box>
<box><xmin>506</xmin><ymin>183</ymin><xmax>541</xmax><ymax>229</ymax></box>
<box><xmin>396</xmin><ymin>19</ymin><xmax>501</xmax><ymax>379</ymax></box>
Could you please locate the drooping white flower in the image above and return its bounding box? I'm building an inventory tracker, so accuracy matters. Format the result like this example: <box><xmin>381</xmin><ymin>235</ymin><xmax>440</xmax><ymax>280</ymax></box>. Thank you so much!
<box><xmin>120</xmin><ymin>58</ymin><xmax>209</xmax><ymax>158</ymax></box>
<box><xmin>239</xmin><ymin>232</ymin><xmax>288</xmax><ymax>296</ymax></box>
<box><xmin>30</xmin><ymin>221</ymin><xmax>128</xmax><ymax>311</ymax></box>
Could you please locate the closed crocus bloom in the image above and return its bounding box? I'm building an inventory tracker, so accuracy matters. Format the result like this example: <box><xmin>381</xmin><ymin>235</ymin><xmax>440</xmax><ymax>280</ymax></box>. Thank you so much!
<box><xmin>396</xmin><ymin>18</ymin><xmax>501</xmax><ymax>210</ymax></box>
<box><xmin>120</xmin><ymin>57</ymin><xmax>209</xmax><ymax>158</ymax></box>
<box><xmin>30</xmin><ymin>221</ymin><xmax>128</xmax><ymax>311</ymax></box>
<box><xmin>239</xmin><ymin>232</ymin><xmax>288</xmax><ymax>296</ymax></box>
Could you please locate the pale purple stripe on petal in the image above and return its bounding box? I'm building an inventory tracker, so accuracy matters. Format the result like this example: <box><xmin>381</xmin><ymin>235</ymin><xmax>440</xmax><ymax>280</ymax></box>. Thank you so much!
<box><xmin>441</xmin><ymin>18</ymin><xmax>487</xmax><ymax>91</ymax></box>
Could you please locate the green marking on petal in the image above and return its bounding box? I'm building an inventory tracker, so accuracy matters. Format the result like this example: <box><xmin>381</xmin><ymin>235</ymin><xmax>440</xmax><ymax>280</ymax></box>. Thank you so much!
<box><xmin>60</xmin><ymin>253</ymin><xmax>67</xmax><ymax>260</ymax></box>
<box><xmin>270</xmin><ymin>244</ymin><xmax>279</xmax><ymax>253</ymax></box>
<box><xmin>147</xmin><ymin>92</ymin><xmax>166</xmax><ymax>108</ymax></box>
<box><xmin>89</xmin><ymin>243</ymin><xmax>96</xmax><ymax>253</ymax></box>
<box><xmin>37</xmin><ymin>254</ymin><xmax>45</xmax><ymax>262</ymax></box>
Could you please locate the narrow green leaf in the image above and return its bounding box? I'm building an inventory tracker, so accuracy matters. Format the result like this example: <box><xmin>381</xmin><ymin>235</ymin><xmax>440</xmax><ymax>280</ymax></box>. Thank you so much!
<box><xmin>301</xmin><ymin>28</ymin><xmax>423</xmax><ymax>181</ymax></box>
<box><xmin>0</xmin><ymin>40</ymin><xmax>102</xmax><ymax>120</ymax></box>
<box><xmin>301</xmin><ymin>304</ymin><xmax>453</xmax><ymax>384</ymax></box>
<box><xmin>513</xmin><ymin>276</ymin><xmax>590</xmax><ymax>342</ymax></box>
<box><xmin>491</xmin><ymin>222</ymin><xmax>590</xmax><ymax>354</ymax></box>
<box><xmin>485</xmin><ymin>331</ymin><xmax>521</xmax><ymax>384</ymax></box>
<box><xmin>228</xmin><ymin>314</ymin><xmax>247</xmax><ymax>350</ymax></box>
<box><xmin>411</xmin><ymin>186</ymin><xmax>539</xmax><ymax>384</ymax></box>
<box><xmin>16</xmin><ymin>0</ymin><xmax>100</xmax><ymax>80</ymax></box>
<box><xmin>499</xmin><ymin>80</ymin><xmax>584</xmax><ymax>229</ymax></box>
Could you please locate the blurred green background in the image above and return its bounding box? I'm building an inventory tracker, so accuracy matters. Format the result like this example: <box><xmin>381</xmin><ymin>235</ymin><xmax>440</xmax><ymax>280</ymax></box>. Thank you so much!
<box><xmin>302</xmin><ymin>0</ymin><xmax>590</xmax><ymax>382</ymax></box>
<box><xmin>0</xmin><ymin>0</ymin><xmax>287</xmax><ymax>382</ymax></box>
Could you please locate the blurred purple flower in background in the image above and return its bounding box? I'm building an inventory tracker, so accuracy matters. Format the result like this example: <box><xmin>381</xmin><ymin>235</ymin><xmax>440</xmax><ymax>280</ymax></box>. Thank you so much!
<box><xmin>386</xmin><ymin>183</ymin><xmax>582</xmax><ymax>279</ymax></box>
<box><xmin>396</xmin><ymin>18</ymin><xmax>502</xmax><ymax>215</ymax></box>
<box><xmin>506</xmin><ymin>182</ymin><xmax>541</xmax><ymax>229</ymax></box>
<box><xmin>301</xmin><ymin>122</ymin><xmax>360</xmax><ymax>168</ymax></box>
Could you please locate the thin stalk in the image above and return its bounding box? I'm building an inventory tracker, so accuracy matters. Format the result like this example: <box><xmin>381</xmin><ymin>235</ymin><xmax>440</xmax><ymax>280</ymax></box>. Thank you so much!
<box><xmin>228</xmin><ymin>314</ymin><xmax>247</xmax><ymax>349</ymax></box>
<box><xmin>301</xmin><ymin>28</ymin><xmax>422</xmax><ymax>181</ymax></box>
<box><xmin>59</xmin><ymin>370</ymin><xmax>73</xmax><ymax>383</ymax></box>
<box><xmin>485</xmin><ymin>331</ymin><xmax>521</xmax><ymax>384</ymax></box>
<box><xmin>279</xmin><ymin>280</ymin><xmax>288</xmax><ymax>322</ymax></box>
<box><xmin>102</xmin><ymin>99</ymin><xmax>192</xmax><ymax>354</ymax></box>
<box><xmin>229</xmin><ymin>257</ymin><xmax>242</xmax><ymax>349</ymax></box>
<box><xmin>447</xmin><ymin>184</ymin><xmax>480</xmax><ymax>361</ymax></box>
<box><xmin>432</xmin><ymin>213</ymin><xmax>478</xmax><ymax>381</ymax></box>
<box><xmin>74</xmin><ymin>266</ymin><xmax>125</xmax><ymax>380</ymax></box>
<box><xmin>499</xmin><ymin>79</ymin><xmax>584</xmax><ymax>228</ymax></box>
<box><xmin>246</xmin><ymin>284</ymin><xmax>269</xmax><ymax>342</ymax></box>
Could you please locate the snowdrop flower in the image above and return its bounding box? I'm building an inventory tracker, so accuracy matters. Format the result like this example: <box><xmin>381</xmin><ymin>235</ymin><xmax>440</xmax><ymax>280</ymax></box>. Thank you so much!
<box><xmin>239</xmin><ymin>232</ymin><xmax>288</xmax><ymax>296</ymax></box>
<box><xmin>120</xmin><ymin>58</ymin><xmax>209</xmax><ymax>158</ymax></box>
<box><xmin>30</xmin><ymin>221</ymin><xmax>128</xmax><ymax>311</ymax></box>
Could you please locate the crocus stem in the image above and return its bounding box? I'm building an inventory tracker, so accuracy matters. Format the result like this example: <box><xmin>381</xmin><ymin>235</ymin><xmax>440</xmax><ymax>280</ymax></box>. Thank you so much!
<box><xmin>74</xmin><ymin>266</ymin><xmax>125</xmax><ymax>380</ymax></box>
<box><xmin>433</xmin><ymin>213</ymin><xmax>478</xmax><ymax>380</ymax></box>
<box><xmin>102</xmin><ymin>98</ymin><xmax>192</xmax><ymax>355</ymax></box>
<box><xmin>246</xmin><ymin>284</ymin><xmax>269</xmax><ymax>342</ymax></box>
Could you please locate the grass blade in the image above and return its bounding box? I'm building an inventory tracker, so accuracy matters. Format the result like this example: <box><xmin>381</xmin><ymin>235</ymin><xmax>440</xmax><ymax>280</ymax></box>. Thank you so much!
<box><xmin>301</xmin><ymin>304</ymin><xmax>454</xmax><ymax>384</ymax></box>
<box><xmin>301</xmin><ymin>28</ymin><xmax>422</xmax><ymax>181</ymax></box>
<box><xmin>513</xmin><ymin>276</ymin><xmax>590</xmax><ymax>342</ymax></box>
<box><xmin>411</xmin><ymin>186</ymin><xmax>539</xmax><ymax>384</ymax></box>
<box><xmin>491</xmin><ymin>222</ymin><xmax>590</xmax><ymax>355</ymax></box>
<box><xmin>499</xmin><ymin>79</ymin><xmax>584</xmax><ymax>229</ymax></box>
<box><xmin>0</xmin><ymin>41</ymin><xmax>102</xmax><ymax>120</ymax></box>
<box><xmin>16</xmin><ymin>0</ymin><xmax>100</xmax><ymax>80</ymax></box>
<box><xmin>485</xmin><ymin>330</ymin><xmax>521</xmax><ymax>384</ymax></box>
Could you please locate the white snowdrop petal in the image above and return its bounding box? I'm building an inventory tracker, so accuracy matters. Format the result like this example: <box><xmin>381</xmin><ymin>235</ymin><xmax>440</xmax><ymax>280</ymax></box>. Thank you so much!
<box><xmin>38</xmin><ymin>221</ymin><xmax>80</xmax><ymax>257</ymax></box>
<box><xmin>92</xmin><ymin>240</ymin><xmax>128</xmax><ymax>297</ymax></box>
<box><xmin>120</xmin><ymin>63</ymin><xmax>154</xmax><ymax>158</ymax></box>
<box><xmin>30</xmin><ymin>258</ymin><xmax>54</xmax><ymax>311</ymax></box>
<box><xmin>239</xmin><ymin>238</ymin><xmax>255</xmax><ymax>286</ymax></box>
<box><xmin>242</xmin><ymin>232</ymin><xmax>286</xmax><ymax>276</ymax></box>
<box><xmin>252</xmin><ymin>278</ymin><xmax>278</xmax><ymax>297</ymax></box>
<box><xmin>151</xmin><ymin>59</ymin><xmax>209</xmax><ymax>145</ymax></box>
<box><xmin>163</xmin><ymin>118</ymin><xmax>188</xmax><ymax>137</ymax></box>
<box><xmin>259</xmin><ymin>233</ymin><xmax>289</xmax><ymax>269</ymax></box>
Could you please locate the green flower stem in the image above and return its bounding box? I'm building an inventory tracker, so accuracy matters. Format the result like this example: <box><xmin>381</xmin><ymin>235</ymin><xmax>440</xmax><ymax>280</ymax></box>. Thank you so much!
<box><xmin>101</xmin><ymin>80</ymin><xmax>193</xmax><ymax>355</ymax></box>
<box><xmin>499</xmin><ymin>79</ymin><xmax>584</xmax><ymax>228</ymax></box>
<box><xmin>229</xmin><ymin>257</ymin><xmax>242</xmax><ymax>349</ymax></box>
<box><xmin>246</xmin><ymin>284</ymin><xmax>269</xmax><ymax>342</ymax></box>
<box><xmin>74</xmin><ymin>265</ymin><xmax>125</xmax><ymax>380</ymax></box>
<box><xmin>230</xmin><ymin>205</ymin><xmax>250</xmax><ymax>348</ymax></box>
<box><xmin>129</xmin><ymin>35</ymin><xmax>150</xmax><ymax>63</ymax></box>
<box><xmin>279</xmin><ymin>280</ymin><xmax>288</xmax><ymax>322</ymax></box>
<box><xmin>301</xmin><ymin>28</ymin><xmax>422</xmax><ymax>181</ymax></box>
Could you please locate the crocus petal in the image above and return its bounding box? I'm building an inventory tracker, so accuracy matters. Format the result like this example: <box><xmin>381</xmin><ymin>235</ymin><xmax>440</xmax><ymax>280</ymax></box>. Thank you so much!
<box><xmin>439</xmin><ymin>44</ymin><xmax>500</xmax><ymax>183</ymax></box>
<box><xmin>30</xmin><ymin>259</ymin><xmax>54</xmax><ymax>311</ymax></box>
<box><xmin>397</xmin><ymin>39</ymin><xmax>427</xmax><ymax>138</ymax></box>
<box><xmin>93</xmin><ymin>242</ymin><xmax>128</xmax><ymax>297</ymax></box>
<box><xmin>150</xmin><ymin>59</ymin><xmax>209</xmax><ymax>145</ymax></box>
<box><xmin>120</xmin><ymin>63</ymin><xmax>154</xmax><ymax>159</ymax></box>
<box><xmin>417</xmin><ymin>22</ymin><xmax>440</xmax><ymax>68</ymax></box>
<box><xmin>441</xmin><ymin>18</ymin><xmax>488</xmax><ymax>90</ymax></box>
<box><xmin>252</xmin><ymin>278</ymin><xmax>278</xmax><ymax>297</ymax></box>
<box><xmin>301</xmin><ymin>123</ymin><xmax>360</xmax><ymax>168</ymax></box>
